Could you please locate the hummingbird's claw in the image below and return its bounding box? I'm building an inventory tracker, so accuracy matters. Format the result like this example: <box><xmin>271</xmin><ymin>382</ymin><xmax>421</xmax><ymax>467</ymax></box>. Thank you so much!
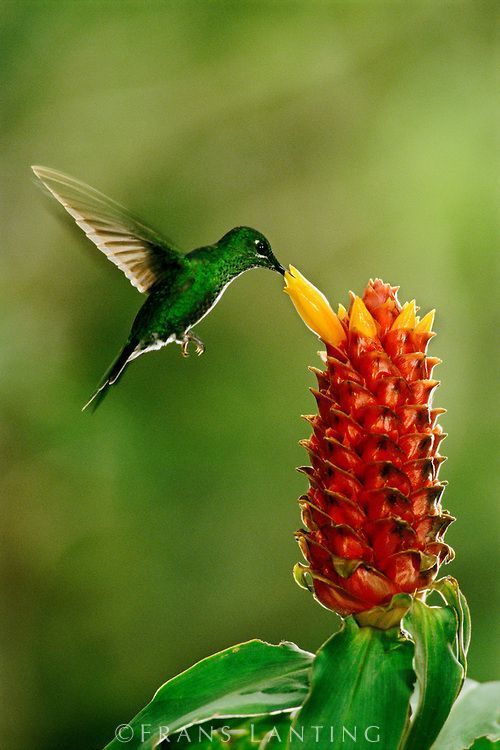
<box><xmin>181</xmin><ymin>332</ymin><xmax>205</xmax><ymax>357</ymax></box>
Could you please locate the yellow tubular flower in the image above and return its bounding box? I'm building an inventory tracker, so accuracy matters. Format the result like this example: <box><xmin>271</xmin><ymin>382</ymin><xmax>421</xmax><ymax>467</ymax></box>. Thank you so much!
<box><xmin>391</xmin><ymin>300</ymin><xmax>417</xmax><ymax>331</ymax></box>
<box><xmin>349</xmin><ymin>296</ymin><xmax>378</xmax><ymax>339</ymax></box>
<box><xmin>415</xmin><ymin>309</ymin><xmax>435</xmax><ymax>333</ymax></box>
<box><xmin>337</xmin><ymin>303</ymin><xmax>348</xmax><ymax>321</ymax></box>
<box><xmin>283</xmin><ymin>266</ymin><xmax>346</xmax><ymax>348</ymax></box>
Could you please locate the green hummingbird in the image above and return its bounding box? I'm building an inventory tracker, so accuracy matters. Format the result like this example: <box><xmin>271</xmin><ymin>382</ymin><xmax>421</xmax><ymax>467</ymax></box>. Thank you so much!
<box><xmin>32</xmin><ymin>166</ymin><xmax>285</xmax><ymax>411</ymax></box>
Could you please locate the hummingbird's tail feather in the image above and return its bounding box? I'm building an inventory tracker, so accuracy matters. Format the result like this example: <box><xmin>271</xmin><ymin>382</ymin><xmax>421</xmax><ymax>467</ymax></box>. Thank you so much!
<box><xmin>82</xmin><ymin>341</ymin><xmax>137</xmax><ymax>412</ymax></box>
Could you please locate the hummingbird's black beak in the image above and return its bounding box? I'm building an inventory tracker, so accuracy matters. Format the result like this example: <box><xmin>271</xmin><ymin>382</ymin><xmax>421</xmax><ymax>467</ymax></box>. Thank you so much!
<box><xmin>275</xmin><ymin>260</ymin><xmax>286</xmax><ymax>275</ymax></box>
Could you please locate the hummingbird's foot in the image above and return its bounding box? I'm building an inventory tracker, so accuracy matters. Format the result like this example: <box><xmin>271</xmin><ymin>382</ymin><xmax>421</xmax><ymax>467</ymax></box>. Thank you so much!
<box><xmin>181</xmin><ymin>332</ymin><xmax>206</xmax><ymax>357</ymax></box>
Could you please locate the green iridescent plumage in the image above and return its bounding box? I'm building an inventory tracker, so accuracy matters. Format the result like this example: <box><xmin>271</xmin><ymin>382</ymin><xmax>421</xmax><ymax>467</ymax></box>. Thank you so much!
<box><xmin>32</xmin><ymin>167</ymin><xmax>284</xmax><ymax>410</ymax></box>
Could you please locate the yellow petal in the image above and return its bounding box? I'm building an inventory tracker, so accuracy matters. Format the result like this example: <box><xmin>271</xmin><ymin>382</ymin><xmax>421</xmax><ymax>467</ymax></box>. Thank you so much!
<box><xmin>391</xmin><ymin>300</ymin><xmax>417</xmax><ymax>331</ymax></box>
<box><xmin>337</xmin><ymin>303</ymin><xmax>348</xmax><ymax>321</ymax></box>
<box><xmin>414</xmin><ymin>309</ymin><xmax>435</xmax><ymax>333</ymax></box>
<box><xmin>349</xmin><ymin>296</ymin><xmax>378</xmax><ymax>339</ymax></box>
<box><xmin>284</xmin><ymin>266</ymin><xmax>346</xmax><ymax>347</ymax></box>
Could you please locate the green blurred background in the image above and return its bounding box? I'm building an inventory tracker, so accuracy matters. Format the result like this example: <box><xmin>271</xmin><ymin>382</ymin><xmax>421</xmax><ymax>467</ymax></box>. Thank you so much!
<box><xmin>1</xmin><ymin>2</ymin><xmax>498</xmax><ymax>747</ymax></box>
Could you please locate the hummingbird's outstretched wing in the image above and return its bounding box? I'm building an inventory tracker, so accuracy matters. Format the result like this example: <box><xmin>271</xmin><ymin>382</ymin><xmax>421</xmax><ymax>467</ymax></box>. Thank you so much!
<box><xmin>32</xmin><ymin>166</ymin><xmax>186</xmax><ymax>293</ymax></box>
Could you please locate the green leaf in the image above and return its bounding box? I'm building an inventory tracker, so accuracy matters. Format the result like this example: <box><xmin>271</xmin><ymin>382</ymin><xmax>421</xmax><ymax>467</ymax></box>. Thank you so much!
<box><xmin>401</xmin><ymin>599</ymin><xmax>465</xmax><ymax>750</ymax></box>
<box><xmin>289</xmin><ymin>617</ymin><xmax>415</xmax><ymax>749</ymax></box>
<box><xmin>433</xmin><ymin>577</ymin><xmax>471</xmax><ymax>672</ymax></box>
<box><xmin>103</xmin><ymin>639</ymin><xmax>313</xmax><ymax>750</ymax></box>
<box><xmin>171</xmin><ymin>713</ymin><xmax>292</xmax><ymax>748</ymax></box>
<box><xmin>469</xmin><ymin>739</ymin><xmax>499</xmax><ymax>750</ymax></box>
<box><xmin>432</xmin><ymin>679</ymin><xmax>500</xmax><ymax>750</ymax></box>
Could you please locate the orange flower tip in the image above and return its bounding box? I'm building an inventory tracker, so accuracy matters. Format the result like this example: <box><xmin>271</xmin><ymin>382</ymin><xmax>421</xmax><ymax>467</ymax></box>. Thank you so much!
<box><xmin>283</xmin><ymin>265</ymin><xmax>346</xmax><ymax>347</ymax></box>
<box><xmin>391</xmin><ymin>299</ymin><xmax>417</xmax><ymax>331</ymax></box>
<box><xmin>427</xmin><ymin>356</ymin><xmax>443</xmax><ymax>369</ymax></box>
<box><xmin>337</xmin><ymin>303</ymin><xmax>348</xmax><ymax>321</ymax></box>
<box><xmin>415</xmin><ymin>309</ymin><xmax>436</xmax><ymax>333</ymax></box>
<box><xmin>301</xmin><ymin>414</ymin><xmax>316</xmax><ymax>425</ymax></box>
<box><xmin>349</xmin><ymin>296</ymin><xmax>378</xmax><ymax>338</ymax></box>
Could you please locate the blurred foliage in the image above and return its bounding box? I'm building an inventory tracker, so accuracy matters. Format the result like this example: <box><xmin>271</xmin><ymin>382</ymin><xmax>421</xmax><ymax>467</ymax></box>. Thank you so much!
<box><xmin>0</xmin><ymin>2</ymin><xmax>498</xmax><ymax>748</ymax></box>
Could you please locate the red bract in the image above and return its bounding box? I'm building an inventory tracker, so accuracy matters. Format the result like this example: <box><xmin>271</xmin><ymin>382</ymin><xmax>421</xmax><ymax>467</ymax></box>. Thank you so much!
<box><xmin>294</xmin><ymin>279</ymin><xmax>454</xmax><ymax>617</ymax></box>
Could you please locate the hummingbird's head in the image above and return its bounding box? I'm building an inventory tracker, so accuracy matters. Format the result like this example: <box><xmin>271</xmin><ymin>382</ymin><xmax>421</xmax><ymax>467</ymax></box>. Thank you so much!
<box><xmin>220</xmin><ymin>227</ymin><xmax>285</xmax><ymax>275</ymax></box>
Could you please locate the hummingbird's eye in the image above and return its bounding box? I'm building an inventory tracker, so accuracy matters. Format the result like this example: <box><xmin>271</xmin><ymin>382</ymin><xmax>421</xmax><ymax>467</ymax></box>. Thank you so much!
<box><xmin>254</xmin><ymin>239</ymin><xmax>267</xmax><ymax>256</ymax></box>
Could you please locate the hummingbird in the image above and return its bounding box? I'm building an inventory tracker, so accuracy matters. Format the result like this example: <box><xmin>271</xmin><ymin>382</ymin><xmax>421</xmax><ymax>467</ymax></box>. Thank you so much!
<box><xmin>32</xmin><ymin>166</ymin><xmax>285</xmax><ymax>411</ymax></box>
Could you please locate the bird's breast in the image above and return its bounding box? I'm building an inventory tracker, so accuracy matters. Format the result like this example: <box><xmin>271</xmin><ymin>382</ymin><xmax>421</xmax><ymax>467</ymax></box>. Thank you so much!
<box><xmin>139</xmin><ymin>268</ymin><xmax>239</xmax><ymax>340</ymax></box>
<box><xmin>189</xmin><ymin>282</ymin><xmax>232</xmax><ymax>328</ymax></box>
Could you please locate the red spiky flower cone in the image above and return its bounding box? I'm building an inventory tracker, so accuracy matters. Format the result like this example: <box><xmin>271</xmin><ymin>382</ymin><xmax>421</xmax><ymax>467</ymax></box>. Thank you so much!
<box><xmin>285</xmin><ymin>270</ymin><xmax>454</xmax><ymax>621</ymax></box>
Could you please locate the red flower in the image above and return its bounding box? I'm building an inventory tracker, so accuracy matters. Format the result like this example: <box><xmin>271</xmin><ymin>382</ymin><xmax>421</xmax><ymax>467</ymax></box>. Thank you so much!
<box><xmin>285</xmin><ymin>271</ymin><xmax>454</xmax><ymax>618</ymax></box>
